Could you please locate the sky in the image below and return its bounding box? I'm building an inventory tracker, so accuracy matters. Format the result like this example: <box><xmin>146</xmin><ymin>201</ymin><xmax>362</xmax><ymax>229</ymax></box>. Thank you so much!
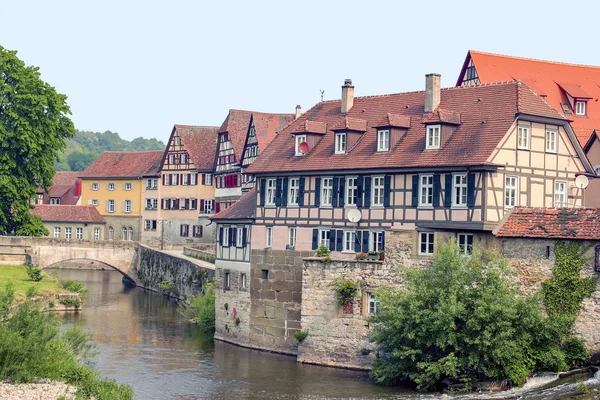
<box><xmin>2</xmin><ymin>0</ymin><xmax>600</xmax><ymax>142</ymax></box>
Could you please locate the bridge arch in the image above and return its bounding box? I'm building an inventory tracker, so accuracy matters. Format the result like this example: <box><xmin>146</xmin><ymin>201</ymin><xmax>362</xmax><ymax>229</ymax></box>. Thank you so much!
<box><xmin>44</xmin><ymin>258</ymin><xmax>135</xmax><ymax>281</ymax></box>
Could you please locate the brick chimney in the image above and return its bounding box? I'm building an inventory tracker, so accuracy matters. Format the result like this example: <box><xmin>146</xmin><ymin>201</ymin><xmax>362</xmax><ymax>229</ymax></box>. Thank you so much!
<box><xmin>341</xmin><ymin>79</ymin><xmax>354</xmax><ymax>114</ymax></box>
<box><xmin>295</xmin><ymin>105</ymin><xmax>302</xmax><ymax>119</ymax></box>
<box><xmin>424</xmin><ymin>73</ymin><xmax>441</xmax><ymax>113</ymax></box>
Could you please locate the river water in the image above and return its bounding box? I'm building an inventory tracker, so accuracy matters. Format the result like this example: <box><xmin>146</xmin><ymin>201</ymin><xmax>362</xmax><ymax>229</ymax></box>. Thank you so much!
<box><xmin>53</xmin><ymin>268</ymin><xmax>600</xmax><ymax>400</ymax></box>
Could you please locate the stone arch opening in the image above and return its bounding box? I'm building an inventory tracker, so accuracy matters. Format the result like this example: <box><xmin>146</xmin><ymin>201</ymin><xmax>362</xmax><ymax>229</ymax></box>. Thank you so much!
<box><xmin>44</xmin><ymin>258</ymin><xmax>134</xmax><ymax>282</ymax></box>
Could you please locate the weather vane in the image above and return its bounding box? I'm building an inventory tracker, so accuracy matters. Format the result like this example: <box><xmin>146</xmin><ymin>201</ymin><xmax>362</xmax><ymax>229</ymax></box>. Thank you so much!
<box><xmin>320</xmin><ymin>89</ymin><xmax>325</xmax><ymax>102</ymax></box>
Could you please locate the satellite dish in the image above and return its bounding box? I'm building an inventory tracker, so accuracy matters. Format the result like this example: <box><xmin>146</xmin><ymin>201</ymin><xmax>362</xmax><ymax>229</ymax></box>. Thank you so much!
<box><xmin>575</xmin><ymin>175</ymin><xmax>589</xmax><ymax>189</ymax></box>
<box><xmin>298</xmin><ymin>141</ymin><xmax>309</xmax><ymax>154</ymax></box>
<box><xmin>347</xmin><ymin>209</ymin><xmax>362</xmax><ymax>223</ymax></box>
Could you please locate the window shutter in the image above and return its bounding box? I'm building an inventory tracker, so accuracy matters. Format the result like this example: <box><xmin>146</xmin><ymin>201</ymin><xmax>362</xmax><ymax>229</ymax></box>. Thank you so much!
<box><xmin>242</xmin><ymin>227</ymin><xmax>247</xmax><ymax>247</ymax></box>
<box><xmin>312</xmin><ymin>229</ymin><xmax>318</xmax><ymax>250</ymax></box>
<box><xmin>336</xmin><ymin>230</ymin><xmax>343</xmax><ymax>252</ymax></box>
<box><xmin>383</xmin><ymin>175</ymin><xmax>391</xmax><ymax>207</ymax></box>
<box><xmin>433</xmin><ymin>174</ymin><xmax>441</xmax><ymax>207</ymax></box>
<box><xmin>228</xmin><ymin>228</ymin><xmax>234</xmax><ymax>247</ymax></box>
<box><xmin>199</xmin><ymin>199</ymin><xmax>204</xmax><ymax>212</ymax></box>
<box><xmin>356</xmin><ymin>176</ymin><xmax>363</xmax><ymax>207</ymax></box>
<box><xmin>467</xmin><ymin>173</ymin><xmax>476</xmax><ymax>208</ymax></box>
<box><xmin>381</xmin><ymin>231</ymin><xmax>386</xmax><ymax>251</ymax></box>
<box><xmin>315</xmin><ymin>178</ymin><xmax>321</xmax><ymax>206</ymax></box>
<box><xmin>131</xmin><ymin>201</ymin><xmax>134</xmax><ymax>212</ymax></box>
<box><xmin>185</xmin><ymin>199</ymin><xmax>190</xmax><ymax>210</ymax></box>
<box><xmin>328</xmin><ymin>231</ymin><xmax>335</xmax><ymax>251</ymax></box>
<box><xmin>202</xmin><ymin>173</ymin><xmax>206</xmax><ymax>185</ymax></box>
<box><xmin>444</xmin><ymin>174</ymin><xmax>453</xmax><ymax>207</ymax></box>
<box><xmin>362</xmin><ymin>231</ymin><xmax>369</xmax><ymax>253</ymax></box>
<box><xmin>298</xmin><ymin>177</ymin><xmax>305</xmax><ymax>206</ymax></box>
<box><xmin>232</xmin><ymin>228</ymin><xmax>238</xmax><ymax>247</ymax></box>
<box><xmin>180</xmin><ymin>224</ymin><xmax>183</xmax><ymax>236</ymax></box>
<box><xmin>259</xmin><ymin>178</ymin><xmax>266</xmax><ymax>206</ymax></box>
<box><xmin>219</xmin><ymin>227</ymin><xmax>223</xmax><ymax>245</ymax></box>
<box><xmin>122</xmin><ymin>200</ymin><xmax>125</xmax><ymax>212</ymax></box>
<box><xmin>364</xmin><ymin>177</ymin><xmax>372</xmax><ymax>208</ymax></box>
<box><xmin>105</xmin><ymin>200</ymin><xmax>109</xmax><ymax>212</ymax></box>
<box><xmin>282</xmin><ymin>178</ymin><xmax>289</xmax><ymax>207</ymax></box>
<box><xmin>332</xmin><ymin>177</ymin><xmax>339</xmax><ymax>207</ymax></box>
<box><xmin>338</xmin><ymin>178</ymin><xmax>345</xmax><ymax>207</ymax></box>
<box><xmin>275</xmin><ymin>178</ymin><xmax>282</xmax><ymax>206</ymax></box>
<box><xmin>215</xmin><ymin>202</ymin><xmax>221</xmax><ymax>213</ymax></box>
<box><xmin>354</xmin><ymin>232</ymin><xmax>361</xmax><ymax>252</ymax></box>
<box><xmin>199</xmin><ymin>225</ymin><xmax>203</xmax><ymax>237</ymax></box>
<box><xmin>211</xmin><ymin>200</ymin><xmax>216</xmax><ymax>212</ymax></box>
<box><xmin>411</xmin><ymin>175</ymin><xmax>419</xmax><ymax>207</ymax></box>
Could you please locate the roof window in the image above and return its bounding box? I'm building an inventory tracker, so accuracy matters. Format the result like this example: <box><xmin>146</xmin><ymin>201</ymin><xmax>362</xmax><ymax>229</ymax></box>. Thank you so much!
<box><xmin>575</xmin><ymin>101</ymin><xmax>587</xmax><ymax>116</ymax></box>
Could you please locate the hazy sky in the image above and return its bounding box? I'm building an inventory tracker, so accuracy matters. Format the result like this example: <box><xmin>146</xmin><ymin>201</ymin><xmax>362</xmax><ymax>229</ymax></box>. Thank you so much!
<box><xmin>3</xmin><ymin>0</ymin><xmax>599</xmax><ymax>142</ymax></box>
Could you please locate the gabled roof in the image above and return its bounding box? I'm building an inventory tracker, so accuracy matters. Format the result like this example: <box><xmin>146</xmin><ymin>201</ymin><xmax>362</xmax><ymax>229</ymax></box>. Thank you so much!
<box><xmin>210</xmin><ymin>189</ymin><xmax>256</xmax><ymax>221</ymax></box>
<box><xmin>219</xmin><ymin>110</ymin><xmax>294</xmax><ymax>162</ymax></box>
<box><xmin>373</xmin><ymin>113</ymin><xmax>411</xmax><ymax>129</ymax></box>
<box><xmin>421</xmin><ymin>108</ymin><xmax>461</xmax><ymax>125</ymax></box>
<box><xmin>168</xmin><ymin>125</ymin><xmax>219</xmax><ymax>172</ymax></box>
<box><xmin>330</xmin><ymin>116</ymin><xmax>367</xmax><ymax>132</ymax></box>
<box><xmin>494</xmin><ymin>207</ymin><xmax>600</xmax><ymax>240</ymax></box>
<box><xmin>458</xmin><ymin>50</ymin><xmax>600</xmax><ymax>145</ymax></box>
<box><xmin>52</xmin><ymin>171</ymin><xmax>80</xmax><ymax>186</ymax></box>
<box><xmin>80</xmin><ymin>151</ymin><xmax>164</xmax><ymax>179</ymax></box>
<box><xmin>246</xmin><ymin>81</ymin><xmax>566</xmax><ymax>174</ymax></box>
<box><xmin>32</xmin><ymin>205</ymin><xmax>105</xmax><ymax>224</ymax></box>
<box><xmin>291</xmin><ymin>120</ymin><xmax>328</xmax><ymax>135</ymax></box>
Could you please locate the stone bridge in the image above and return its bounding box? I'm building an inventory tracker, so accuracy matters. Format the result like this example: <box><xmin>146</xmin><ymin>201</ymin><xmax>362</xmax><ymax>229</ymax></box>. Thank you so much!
<box><xmin>0</xmin><ymin>236</ymin><xmax>138</xmax><ymax>278</ymax></box>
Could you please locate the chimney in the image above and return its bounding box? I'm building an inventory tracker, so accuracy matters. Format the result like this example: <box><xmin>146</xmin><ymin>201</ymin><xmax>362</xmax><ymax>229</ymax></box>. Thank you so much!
<box><xmin>424</xmin><ymin>73</ymin><xmax>441</xmax><ymax>113</ymax></box>
<box><xmin>341</xmin><ymin>79</ymin><xmax>354</xmax><ymax>114</ymax></box>
<box><xmin>295</xmin><ymin>105</ymin><xmax>302</xmax><ymax>119</ymax></box>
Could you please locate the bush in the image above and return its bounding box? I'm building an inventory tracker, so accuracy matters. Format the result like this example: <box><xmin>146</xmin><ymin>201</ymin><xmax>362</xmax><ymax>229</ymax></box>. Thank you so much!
<box><xmin>59</xmin><ymin>279</ymin><xmax>88</xmax><ymax>296</ymax></box>
<box><xmin>563</xmin><ymin>336</ymin><xmax>589</xmax><ymax>368</ymax></box>
<box><xmin>329</xmin><ymin>277</ymin><xmax>359</xmax><ymax>306</ymax></box>
<box><xmin>316</xmin><ymin>244</ymin><xmax>330</xmax><ymax>257</ymax></box>
<box><xmin>178</xmin><ymin>282</ymin><xmax>215</xmax><ymax>333</ymax></box>
<box><xmin>159</xmin><ymin>280</ymin><xmax>175</xmax><ymax>292</ymax></box>
<box><xmin>294</xmin><ymin>330</ymin><xmax>309</xmax><ymax>342</ymax></box>
<box><xmin>59</xmin><ymin>297</ymin><xmax>82</xmax><ymax>308</ymax></box>
<box><xmin>26</xmin><ymin>265</ymin><xmax>43</xmax><ymax>282</ymax></box>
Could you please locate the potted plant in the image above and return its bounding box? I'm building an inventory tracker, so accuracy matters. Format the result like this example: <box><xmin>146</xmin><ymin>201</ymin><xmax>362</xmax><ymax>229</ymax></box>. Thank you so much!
<box><xmin>378</xmin><ymin>250</ymin><xmax>385</xmax><ymax>261</ymax></box>
<box><xmin>367</xmin><ymin>250</ymin><xmax>378</xmax><ymax>260</ymax></box>
<box><xmin>356</xmin><ymin>252</ymin><xmax>367</xmax><ymax>261</ymax></box>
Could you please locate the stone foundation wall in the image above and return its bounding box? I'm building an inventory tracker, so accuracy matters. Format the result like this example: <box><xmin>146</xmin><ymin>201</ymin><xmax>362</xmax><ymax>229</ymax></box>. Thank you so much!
<box><xmin>214</xmin><ymin>260</ymin><xmax>251</xmax><ymax>348</ymax></box>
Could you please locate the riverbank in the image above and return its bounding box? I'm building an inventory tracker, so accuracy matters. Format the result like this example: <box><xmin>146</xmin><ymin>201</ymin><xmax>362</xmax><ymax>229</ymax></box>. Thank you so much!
<box><xmin>0</xmin><ymin>380</ymin><xmax>76</xmax><ymax>400</ymax></box>
<box><xmin>0</xmin><ymin>265</ymin><xmax>69</xmax><ymax>300</ymax></box>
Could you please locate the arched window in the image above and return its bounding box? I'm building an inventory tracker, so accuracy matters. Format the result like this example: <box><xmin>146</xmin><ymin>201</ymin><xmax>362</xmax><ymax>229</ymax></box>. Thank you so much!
<box><xmin>108</xmin><ymin>226</ymin><xmax>114</xmax><ymax>240</ymax></box>
<box><xmin>128</xmin><ymin>227</ymin><xmax>134</xmax><ymax>241</ymax></box>
<box><xmin>122</xmin><ymin>227</ymin><xmax>127</xmax><ymax>241</ymax></box>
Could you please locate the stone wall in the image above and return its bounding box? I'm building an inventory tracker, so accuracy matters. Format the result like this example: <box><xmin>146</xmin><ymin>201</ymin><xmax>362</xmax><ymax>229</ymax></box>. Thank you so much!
<box><xmin>214</xmin><ymin>260</ymin><xmax>251</xmax><ymax>348</ymax></box>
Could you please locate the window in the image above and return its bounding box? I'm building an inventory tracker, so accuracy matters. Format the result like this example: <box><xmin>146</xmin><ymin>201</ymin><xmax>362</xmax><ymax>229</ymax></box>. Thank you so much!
<box><xmin>224</xmin><ymin>272</ymin><xmax>230</xmax><ymax>290</ymax></box>
<box><xmin>174</xmin><ymin>136</ymin><xmax>181</xmax><ymax>145</ymax></box>
<box><xmin>145</xmin><ymin>198</ymin><xmax>158</xmax><ymax>210</ymax></box>
<box><xmin>122</xmin><ymin>227</ymin><xmax>127</xmax><ymax>241</ymax></box>
<box><xmin>237</xmin><ymin>227</ymin><xmax>244</xmax><ymax>247</ymax></box>
<box><xmin>181</xmin><ymin>153</ymin><xmax>187</xmax><ymax>164</ymax></box>
<box><xmin>190</xmin><ymin>173</ymin><xmax>197</xmax><ymax>185</ymax></box>
<box><xmin>193</xmin><ymin>225</ymin><xmax>202</xmax><ymax>237</ymax></box>
<box><xmin>146</xmin><ymin>178</ymin><xmax>158</xmax><ymax>189</ymax></box>
<box><xmin>288</xmin><ymin>178</ymin><xmax>299</xmax><ymax>206</ymax></box>
<box><xmin>426</xmin><ymin>125</ymin><xmax>440</xmax><ymax>149</ymax></box>
<box><xmin>343</xmin><ymin>231</ymin><xmax>356</xmax><ymax>252</ymax></box>
<box><xmin>75</xmin><ymin>227</ymin><xmax>83</xmax><ymax>240</ymax></box>
<box><xmin>377</xmin><ymin>130</ymin><xmax>390</xmax><ymax>152</ymax></box>
<box><xmin>369</xmin><ymin>231</ymin><xmax>384</xmax><ymax>252</ymax></box>
<box><xmin>457</xmin><ymin>233</ymin><xmax>473</xmax><ymax>255</ymax></box>
<box><xmin>266</xmin><ymin>179</ymin><xmax>276</xmax><ymax>206</ymax></box>
<box><xmin>124</xmin><ymin>183</ymin><xmax>133</xmax><ymax>190</ymax></box>
<box><xmin>576</xmin><ymin>101</ymin><xmax>586</xmax><ymax>116</ymax></box>
<box><xmin>145</xmin><ymin>220</ymin><xmax>151</xmax><ymax>230</ymax></box>
<box><xmin>419</xmin><ymin>232</ymin><xmax>434</xmax><ymax>255</ymax></box>
<box><xmin>50</xmin><ymin>197</ymin><xmax>60</xmax><ymax>205</ymax></box>
<box><xmin>180</xmin><ymin>224</ymin><xmax>189</xmax><ymax>237</ymax></box>
<box><xmin>222</xmin><ymin>227</ymin><xmax>229</xmax><ymax>247</ymax></box>
<box><xmin>205</xmin><ymin>174</ymin><xmax>213</xmax><ymax>186</ymax></box>
<box><xmin>546</xmin><ymin>129</ymin><xmax>557</xmax><ymax>153</ymax></box>
<box><xmin>321</xmin><ymin>177</ymin><xmax>333</xmax><ymax>206</ymax></box>
<box><xmin>168</xmin><ymin>154</ymin><xmax>174</xmax><ymax>164</ymax></box>
<box><xmin>94</xmin><ymin>228</ymin><xmax>100</xmax><ymax>240</ymax></box>
<box><xmin>372</xmin><ymin>176</ymin><xmax>384</xmax><ymax>206</ymax></box>
<box><xmin>65</xmin><ymin>227</ymin><xmax>72</xmax><ymax>240</ymax></box>
<box><xmin>108</xmin><ymin>226</ymin><xmax>114</xmax><ymax>240</ymax></box>
<box><xmin>91</xmin><ymin>200</ymin><xmax>99</xmax><ymax>206</ymax></box>
<box><xmin>182</xmin><ymin>174</ymin><xmax>190</xmax><ymax>185</ymax></box>
<box><xmin>295</xmin><ymin>135</ymin><xmax>307</xmax><ymax>156</ymax></box>
<box><xmin>419</xmin><ymin>175</ymin><xmax>433</xmax><ymax>207</ymax></box>
<box><xmin>266</xmin><ymin>227</ymin><xmax>273</xmax><ymax>248</ymax></box>
<box><xmin>240</xmin><ymin>273</ymin><xmax>247</xmax><ymax>289</ymax></box>
<box><xmin>517</xmin><ymin>126</ymin><xmax>530</xmax><ymax>150</ymax></box>
<box><xmin>453</xmin><ymin>174</ymin><xmax>467</xmax><ymax>207</ymax></box>
<box><xmin>202</xmin><ymin>199</ymin><xmax>214</xmax><ymax>214</ymax></box>
<box><xmin>368</xmin><ymin>293</ymin><xmax>379</xmax><ymax>315</ymax></box>
<box><xmin>91</xmin><ymin>183</ymin><xmax>99</xmax><ymax>191</ymax></box>
<box><xmin>107</xmin><ymin>183</ymin><xmax>116</xmax><ymax>191</ymax></box>
<box><xmin>504</xmin><ymin>175</ymin><xmax>519</xmax><ymax>208</ymax></box>
<box><xmin>261</xmin><ymin>269</ymin><xmax>269</xmax><ymax>280</ymax></box>
<box><xmin>107</xmin><ymin>200</ymin><xmax>115</xmax><ymax>213</ymax></box>
<box><xmin>124</xmin><ymin>200</ymin><xmax>132</xmax><ymax>213</ymax></box>
<box><xmin>53</xmin><ymin>227</ymin><xmax>60</xmax><ymax>238</ymax></box>
<box><xmin>128</xmin><ymin>227</ymin><xmax>134</xmax><ymax>241</ymax></box>
<box><xmin>335</xmin><ymin>133</ymin><xmax>346</xmax><ymax>154</ymax></box>
<box><xmin>346</xmin><ymin>177</ymin><xmax>358</xmax><ymax>206</ymax></box>
<box><xmin>319</xmin><ymin>229</ymin><xmax>330</xmax><ymax>247</ymax></box>
<box><xmin>289</xmin><ymin>227</ymin><xmax>296</xmax><ymax>248</ymax></box>
<box><xmin>554</xmin><ymin>180</ymin><xmax>568</xmax><ymax>207</ymax></box>
<box><xmin>179</xmin><ymin>198</ymin><xmax>186</xmax><ymax>210</ymax></box>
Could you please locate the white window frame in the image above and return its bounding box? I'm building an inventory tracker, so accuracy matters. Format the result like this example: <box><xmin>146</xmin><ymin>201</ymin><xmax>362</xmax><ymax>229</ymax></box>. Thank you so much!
<box><xmin>517</xmin><ymin>125</ymin><xmax>530</xmax><ymax>150</ymax></box>
<box><xmin>237</xmin><ymin>227</ymin><xmax>244</xmax><ymax>247</ymax></box>
<box><xmin>54</xmin><ymin>227</ymin><xmax>60</xmax><ymax>238</ymax></box>
<box><xmin>419</xmin><ymin>174</ymin><xmax>433</xmax><ymax>207</ymax></box>
<box><xmin>222</xmin><ymin>227</ymin><xmax>229</xmax><ymax>247</ymax></box>
<box><xmin>372</xmin><ymin>176</ymin><xmax>384</xmax><ymax>207</ymax></box>
<box><xmin>50</xmin><ymin>197</ymin><xmax>60</xmax><ymax>205</ymax></box>
<box><xmin>179</xmin><ymin>198</ymin><xmax>186</xmax><ymax>210</ymax></box>
<box><xmin>321</xmin><ymin>177</ymin><xmax>333</xmax><ymax>207</ymax></box>
<box><xmin>65</xmin><ymin>227</ymin><xmax>72</xmax><ymax>240</ymax></box>
<box><xmin>377</xmin><ymin>129</ymin><xmax>390</xmax><ymax>152</ymax></box>
<box><xmin>554</xmin><ymin>180</ymin><xmax>568</xmax><ymax>207</ymax></box>
<box><xmin>182</xmin><ymin>174</ymin><xmax>190</xmax><ymax>185</ymax></box>
<box><xmin>576</xmin><ymin>101</ymin><xmax>586</xmax><ymax>116</ymax></box>
<box><xmin>91</xmin><ymin>200</ymin><xmax>99</xmax><ymax>206</ymax></box>
<box><xmin>318</xmin><ymin>229</ymin><xmax>330</xmax><ymax>247</ymax></box>
<box><xmin>168</xmin><ymin>154</ymin><xmax>174</xmax><ymax>164</ymax></box>
<box><xmin>174</xmin><ymin>136</ymin><xmax>181</xmax><ymax>145</ymax></box>
<box><xmin>346</xmin><ymin>176</ymin><xmax>358</xmax><ymax>206</ymax></box>
<box><xmin>288</xmin><ymin>178</ymin><xmax>299</xmax><ymax>206</ymax></box>
<box><xmin>145</xmin><ymin>220</ymin><xmax>151</xmax><ymax>230</ymax></box>
<box><xmin>265</xmin><ymin>178</ymin><xmax>276</xmax><ymax>206</ymax></box>
<box><xmin>128</xmin><ymin>227</ymin><xmax>134</xmax><ymax>241</ymax></box>
<box><xmin>545</xmin><ymin>129</ymin><xmax>558</xmax><ymax>153</ymax></box>
<box><xmin>107</xmin><ymin>183</ymin><xmax>116</xmax><ymax>191</ymax></box>
<box><xmin>241</xmin><ymin>273</ymin><xmax>247</xmax><ymax>289</ymax></box>
<box><xmin>335</xmin><ymin>133</ymin><xmax>346</xmax><ymax>154</ymax></box>
<box><xmin>452</xmin><ymin>174</ymin><xmax>467</xmax><ymax>208</ymax></box>
<box><xmin>343</xmin><ymin>230</ymin><xmax>356</xmax><ymax>252</ymax></box>
<box><xmin>504</xmin><ymin>175</ymin><xmax>519</xmax><ymax>209</ymax></box>
<box><xmin>181</xmin><ymin>153</ymin><xmax>187</xmax><ymax>164</ymax></box>
<box><xmin>368</xmin><ymin>292</ymin><xmax>379</xmax><ymax>315</ymax></box>
<box><xmin>289</xmin><ymin>227</ymin><xmax>297</xmax><ymax>248</ymax></box>
<box><xmin>108</xmin><ymin>200</ymin><xmax>116</xmax><ymax>213</ymax></box>
<box><xmin>203</xmin><ymin>199</ymin><xmax>213</xmax><ymax>214</ymax></box>
<box><xmin>369</xmin><ymin>231</ymin><xmax>384</xmax><ymax>252</ymax></box>
<box><xmin>295</xmin><ymin>135</ymin><xmax>307</xmax><ymax>156</ymax></box>
<box><xmin>205</xmin><ymin>174</ymin><xmax>213</xmax><ymax>186</ymax></box>
<box><xmin>426</xmin><ymin>125</ymin><xmax>440</xmax><ymax>149</ymax></box>
<box><xmin>91</xmin><ymin>183</ymin><xmax>100</xmax><ymax>191</ymax></box>
<box><xmin>266</xmin><ymin>227</ymin><xmax>273</xmax><ymax>248</ymax></box>
<box><xmin>124</xmin><ymin>183</ymin><xmax>133</xmax><ymax>191</ymax></box>
<box><xmin>124</xmin><ymin>200</ymin><xmax>132</xmax><ymax>213</ymax></box>
<box><xmin>457</xmin><ymin>233</ymin><xmax>473</xmax><ymax>255</ymax></box>
<box><xmin>108</xmin><ymin>226</ymin><xmax>114</xmax><ymax>240</ymax></box>
<box><xmin>76</xmin><ymin>227</ymin><xmax>83</xmax><ymax>240</ymax></box>
<box><xmin>419</xmin><ymin>232</ymin><xmax>434</xmax><ymax>255</ymax></box>
<box><xmin>122</xmin><ymin>227</ymin><xmax>127</xmax><ymax>241</ymax></box>
<box><xmin>94</xmin><ymin>228</ymin><xmax>100</xmax><ymax>240</ymax></box>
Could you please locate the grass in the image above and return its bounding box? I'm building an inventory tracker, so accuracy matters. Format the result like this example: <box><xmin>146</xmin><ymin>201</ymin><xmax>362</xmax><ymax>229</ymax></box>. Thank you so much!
<box><xmin>0</xmin><ymin>265</ymin><xmax>70</xmax><ymax>301</ymax></box>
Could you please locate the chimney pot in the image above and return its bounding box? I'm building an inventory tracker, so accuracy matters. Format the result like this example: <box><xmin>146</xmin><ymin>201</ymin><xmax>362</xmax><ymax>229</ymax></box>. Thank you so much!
<box><xmin>341</xmin><ymin>79</ymin><xmax>354</xmax><ymax>114</ymax></box>
<box><xmin>295</xmin><ymin>105</ymin><xmax>302</xmax><ymax>119</ymax></box>
<box><xmin>424</xmin><ymin>73</ymin><xmax>441</xmax><ymax>113</ymax></box>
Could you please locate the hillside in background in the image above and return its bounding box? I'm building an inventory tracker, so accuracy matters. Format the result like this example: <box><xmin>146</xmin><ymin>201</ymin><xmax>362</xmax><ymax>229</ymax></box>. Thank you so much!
<box><xmin>55</xmin><ymin>130</ymin><xmax>166</xmax><ymax>171</ymax></box>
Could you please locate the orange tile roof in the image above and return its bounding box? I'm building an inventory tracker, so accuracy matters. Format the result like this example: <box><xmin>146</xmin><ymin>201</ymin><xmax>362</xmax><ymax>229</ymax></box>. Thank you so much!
<box><xmin>172</xmin><ymin>125</ymin><xmax>219</xmax><ymax>171</ymax></box>
<box><xmin>80</xmin><ymin>151</ymin><xmax>164</xmax><ymax>179</ymax></box>
<box><xmin>494</xmin><ymin>207</ymin><xmax>600</xmax><ymax>240</ymax></box>
<box><xmin>32</xmin><ymin>205</ymin><xmax>105</xmax><ymax>224</ymax></box>
<box><xmin>210</xmin><ymin>189</ymin><xmax>256</xmax><ymax>221</ymax></box>
<box><xmin>246</xmin><ymin>81</ymin><xmax>565</xmax><ymax>174</ymax></box>
<box><xmin>52</xmin><ymin>171</ymin><xmax>79</xmax><ymax>186</ymax></box>
<box><xmin>459</xmin><ymin>50</ymin><xmax>600</xmax><ymax>145</ymax></box>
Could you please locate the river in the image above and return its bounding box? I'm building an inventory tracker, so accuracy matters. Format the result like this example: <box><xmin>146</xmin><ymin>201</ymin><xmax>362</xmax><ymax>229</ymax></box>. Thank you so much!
<box><xmin>52</xmin><ymin>268</ymin><xmax>600</xmax><ymax>400</ymax></box>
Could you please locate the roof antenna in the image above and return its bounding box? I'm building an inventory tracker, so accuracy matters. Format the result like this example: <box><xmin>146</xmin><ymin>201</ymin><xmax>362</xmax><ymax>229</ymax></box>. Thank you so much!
<box><xmin>320</xmin><ymin>89</ymin><xmax>325</xmax><ymax>102</ymax></box>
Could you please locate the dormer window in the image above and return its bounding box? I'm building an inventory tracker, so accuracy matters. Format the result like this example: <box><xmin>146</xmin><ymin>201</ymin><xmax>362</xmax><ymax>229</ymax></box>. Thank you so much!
<box><xmin>576</xmin><ymin>101</ymin><xmax>586</xmax><ymax>116</ymax></box>
<box><xmin>426</xmin><ymin>125</ymin><xmax>440</xmax><ymax>149</ymax></box>
<box><xmin>295</xmin><ymin>135</ymin><xmax>307</xmax><ymax>156</ymax></box>
<box><xmin>335</xmin><ymin>133</ymin><xmax>346</xmax><ymax>154</ymax></box>
<box><xmin>377</xmin><ymin>130</ymin><xmax>390</xmax><ymax>152</ymax></box>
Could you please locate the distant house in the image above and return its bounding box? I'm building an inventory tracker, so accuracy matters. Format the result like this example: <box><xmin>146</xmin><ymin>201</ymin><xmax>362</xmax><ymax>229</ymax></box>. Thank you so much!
<box><xmin>34</xmin><ymin>172</ymin><xmax>82</xmax><ymax>205</ymax></box>
<box><xmin>32</xmin><ymin>205</ymin><xmax>106</xmax><ymax>240</ymax></box>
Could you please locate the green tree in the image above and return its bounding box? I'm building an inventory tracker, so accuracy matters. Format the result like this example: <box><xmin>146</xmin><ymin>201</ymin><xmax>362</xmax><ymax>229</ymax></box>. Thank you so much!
<box><xmin>66</xmin><ymin>150</ymin><xmax>97</xmax><ymax>171</ymax></box>
<box><xmin>0</xmin><ymin>46</ymin><xmax>75</xmax><ymax>234</ymax></box>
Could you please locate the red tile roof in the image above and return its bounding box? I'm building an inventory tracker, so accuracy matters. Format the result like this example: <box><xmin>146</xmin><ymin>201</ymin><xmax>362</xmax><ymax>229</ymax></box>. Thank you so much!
<box><xmin>291</xmin><ymin>120</ymin><xmax>328</xmax><ymax>135</ymax></box>
<box><xmin>422</xmin><ymin>108</ymin><xmax>461</xmax><ymax>125</ymax></box>
<box><xmin>373</xmin><ymin>113</ymin><xmax>411</xmax><ymax>129</ymax></box>
<box><xmin>246</xmin><ymin>81</ymin><xmax>565</xmax><ymax>174</ymax></box>
<box><xmin>459</xmin><ymin>50</ymin><xmax>600</xmax><ymax>145</ymax></box>
<box><xmin>494</xmin><ymin>207</ymin><xmax>600</xmax><ymax>240</ymax></box>
<box><xmin>330</xmin><ymin>116</ymin><xmax>367</xmax><ymax>132</ymax></box>
<box><xmin>210</xmin><ymin>189</ymin><xmax>256</xmax><ymax>221</ymax></box>
<box><xmin>172</xmin><ymin>125</ymin><xmax>219</xmax><ymax>171</ymax></box>
<box><xmin>52</xmin><ymin>172</ymin><xmax>79</xmax><ymax>186</ymax></box>
<box><xmin>32</xmin><ymin>205</ymin><xmax>105</xmax><ymax>224</ymax></box>
<box><xmin>80</xmin><ymin>151</ymin><xmax>164</xmax><ymax>179</ymax></box>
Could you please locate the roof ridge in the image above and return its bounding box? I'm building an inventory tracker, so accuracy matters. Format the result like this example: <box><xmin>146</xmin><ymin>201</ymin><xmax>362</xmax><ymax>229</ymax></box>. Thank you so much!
<box><xmin>470</xmin><ymin>50</ymin><xmax>600</xmax><ymax>70</ymax></box>
<box><xmin>174</xmin><ymin>124</ymin><xmax>219</xmax><ymax>129</ymax></box>
<box><xmin>228</xmin><ymin>108</ymin><xmax>294</xmax><ymax>116</ymax></box>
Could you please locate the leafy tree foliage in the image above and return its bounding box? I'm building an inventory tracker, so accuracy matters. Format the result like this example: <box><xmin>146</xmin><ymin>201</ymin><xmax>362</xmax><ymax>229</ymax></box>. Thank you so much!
<box><xmin>369</xmin><ymin>241</ymin><xmax>581</xmax><ymax>390</ymax></box>
<box><xmin>0</xmin><ymin>46</ymin><xmax>74</xmax><ymax>234</ymax></box>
